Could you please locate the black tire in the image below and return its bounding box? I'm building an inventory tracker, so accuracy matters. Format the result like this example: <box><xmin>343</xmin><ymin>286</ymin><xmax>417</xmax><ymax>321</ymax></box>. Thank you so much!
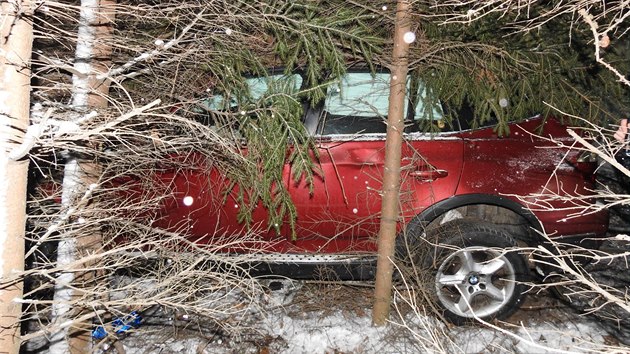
<box><xmin>425</xmin><ymin>222</ymin><xmax>530</xmax><ymax>325</ymax></box>
<box><xmin>532</xmin><ymin>242</ymin><xmax>586</xmax><ymax>303</ymax></box>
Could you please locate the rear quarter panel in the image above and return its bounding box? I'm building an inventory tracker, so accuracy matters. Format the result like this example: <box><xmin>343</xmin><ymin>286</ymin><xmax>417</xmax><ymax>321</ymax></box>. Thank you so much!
<box><xmin>457</xmin><ymin>117</ymin><xmax>607</xmax><ymax>238</ymax></box>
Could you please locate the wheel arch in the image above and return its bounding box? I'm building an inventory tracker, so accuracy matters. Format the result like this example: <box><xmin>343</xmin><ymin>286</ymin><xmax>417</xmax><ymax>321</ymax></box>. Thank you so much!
<box><xmin>405</xmin><ymin>194</ymin><xmax>544</xmax><ymax>242</ymax></box>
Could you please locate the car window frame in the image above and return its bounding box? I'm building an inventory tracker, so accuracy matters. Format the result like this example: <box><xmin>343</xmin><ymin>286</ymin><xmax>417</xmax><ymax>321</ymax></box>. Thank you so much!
<box><xmin>307</xmin><ymin>69</ymin><xmax>457</xmax><ymax>140</ymax></box>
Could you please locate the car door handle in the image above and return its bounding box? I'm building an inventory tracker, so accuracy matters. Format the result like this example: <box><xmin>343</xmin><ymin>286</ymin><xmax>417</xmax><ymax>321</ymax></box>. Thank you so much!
<box><xmin>409</xmin><ymin>169</ymin><xmax>448</xmax><ymax>181</ymax></box>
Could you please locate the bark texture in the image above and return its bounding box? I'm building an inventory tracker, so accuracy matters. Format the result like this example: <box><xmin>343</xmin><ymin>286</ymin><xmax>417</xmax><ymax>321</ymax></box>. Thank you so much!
<box><xmin>372</xmin><ymin>0</ymin><xmax>412</xmax><ymax>326</ymax></box>
<box><xmin>0</xmin><ymin>1</ymin><xmax>33</xmax><ymax>353</ymax></box>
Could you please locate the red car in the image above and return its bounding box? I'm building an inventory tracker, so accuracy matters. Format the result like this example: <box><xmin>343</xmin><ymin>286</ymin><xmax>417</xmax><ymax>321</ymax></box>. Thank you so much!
<box><xmin>130</xmin><ymin>69</ymin><xmax>608</xmax><ymax>324</ymax></box>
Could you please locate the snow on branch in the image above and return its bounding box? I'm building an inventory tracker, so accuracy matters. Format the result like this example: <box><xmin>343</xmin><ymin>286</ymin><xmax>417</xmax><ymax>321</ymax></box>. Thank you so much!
<box><xmin>8</xmin><ymin>99</ymin><xmax>160</xmax><ymax>161</ymax></box>
<box><xmin>96</xmin><ymin>10</ymin><xmax>205</xmax><ymax>82</ymax></box>
<box><xmin>23</xmin><ymin>182</ymin><xmax>98</xmax><ymax>260</ymax></box>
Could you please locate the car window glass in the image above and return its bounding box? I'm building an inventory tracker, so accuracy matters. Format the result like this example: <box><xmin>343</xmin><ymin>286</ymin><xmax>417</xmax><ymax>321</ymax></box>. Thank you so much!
<box><xmin>325</xmin><ymin>73</ymin><xmax>391</xmax><ymax>118</ymax></box>
<box><xmin>318</xmin><ymin>73</ymin><xmax>391</xmax><ymax>135</ymax></box>
<box><xmin>412</xmin><ymin>83</ymin><xmax>444</xmax><ymax>122</ymax></box>
<box><xmin>406</xmin><ymin>79</ymin><xmax>450</xmax><ymax>133</ymax></box>
<box><xmin>200</xmin><ymin>73</ymin><xmax>303</xmax><ymax>111</ymax></box>
<box><xmin>317</xmin><ymin>72</ymin><xmax>446</xmax><ymax>136</ymax></box>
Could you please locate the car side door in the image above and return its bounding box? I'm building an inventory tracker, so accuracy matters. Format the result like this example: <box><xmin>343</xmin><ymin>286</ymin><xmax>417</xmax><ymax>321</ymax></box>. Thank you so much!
<box><xmin>151</xmin><ymin>72</ymin><xmax>305</xmax><ymax>252</ymax></box>
<box><xmin>288</xmin><ymin>70</ymin><xmax>463</xmax><ymax>253</ymax></box>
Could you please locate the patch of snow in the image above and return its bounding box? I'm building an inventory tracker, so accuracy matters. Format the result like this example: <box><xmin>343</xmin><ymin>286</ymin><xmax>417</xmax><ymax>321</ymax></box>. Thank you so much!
<box><xmin>440</xmin><ymin>209</ymin><xmax>463</xmax><ymax>224</ymax></box>
<box><xmin>466</xmin><ymin>9</ymin><xmax>479</xmax><ymax>19</ymax></box>
<box><xmin>31</xmin><ymin>102</ymin><xmax>44</xmax><ymax>117</ymax></box>
<box><xmin>77</xmin><ymin>110</ymin><xmax>98</xmax><ymax>124</ymax></box>
<box><xmin>267</xmin><ymin>311</ymin><xmax>390</xmax><ymax>354</ymax></box>
<box><xmin>9</xmin><ymin>123</ymin><xmax>43</xmax><ymax>160</ymax></box>
<box><xmin>615</xmin><ymin>234</ymin><xmax>630</xmax><ymax>241</ymax></box>
<box><xmin>109</xmin><ymin>280</ymin><xmax>616</xmax><ymax>354</ymax></box>
<box><xmin>513</xmin><ymin>321</ymin><xmax>605</xmax><ymax>353</ymax></box>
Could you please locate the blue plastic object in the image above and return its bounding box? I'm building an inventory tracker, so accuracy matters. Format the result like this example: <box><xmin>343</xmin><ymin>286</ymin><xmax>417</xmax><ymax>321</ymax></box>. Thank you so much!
<box><xmin>91</xmin><ymin>311</ymin><xmax>143</xmax><ymax>339</ymax></box>
<box><xmin>91</xmin><ymin>326</ymin><xmax>107</xmax><ymax>340</ymax></box>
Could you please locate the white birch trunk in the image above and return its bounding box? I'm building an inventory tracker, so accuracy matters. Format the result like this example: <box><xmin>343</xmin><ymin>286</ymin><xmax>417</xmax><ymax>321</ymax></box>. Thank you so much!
<box><xmin>0</xmin><ymin>1</ymin><xmax>33</xmax><ymax>353</ymax></box>
<box><xmin>49</xmin><ymin>1</ymin><xmax>113</xmax><ymax>353</ymax></box>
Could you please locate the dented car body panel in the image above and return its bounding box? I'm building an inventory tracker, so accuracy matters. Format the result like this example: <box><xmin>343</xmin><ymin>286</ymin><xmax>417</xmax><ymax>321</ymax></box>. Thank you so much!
<box><xmin>95</xmin><ymin>69</ymin><xmax>608</xmax><ymax>258</ymax></box>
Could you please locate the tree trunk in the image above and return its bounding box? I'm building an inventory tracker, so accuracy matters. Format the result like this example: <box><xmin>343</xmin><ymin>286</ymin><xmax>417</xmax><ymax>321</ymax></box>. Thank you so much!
<box><xmin>372</xmin><ymin>0</ymin><xmax>412</xmax><ymax>326</ymax></box>
<box><xmin>0</xmin><ymin>1</ymin><xmax>33</xmax><ymax>353</ymax></box>
<box><xmin>49</xmin><ymin>1</ymin><xmax>114</xmax><ymax>353</ymax></box>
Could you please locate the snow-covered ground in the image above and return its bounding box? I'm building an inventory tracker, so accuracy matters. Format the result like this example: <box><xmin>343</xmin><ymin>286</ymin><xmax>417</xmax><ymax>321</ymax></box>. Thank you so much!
<box><xmin>111</xmin><ymin>279</ymin><xmax>618</xmax><ymax>354</ymax></box>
